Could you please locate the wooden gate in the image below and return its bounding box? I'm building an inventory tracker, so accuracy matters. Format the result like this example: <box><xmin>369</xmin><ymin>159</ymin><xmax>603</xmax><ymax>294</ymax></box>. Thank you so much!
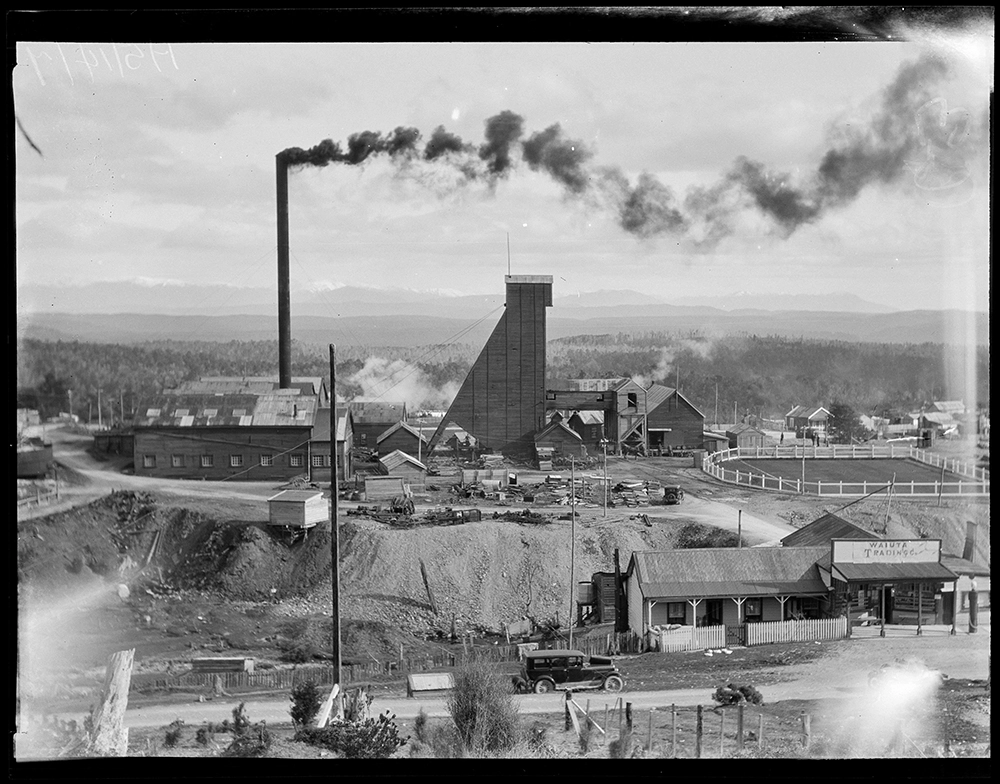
<box><xmin>726</xmin><ymin>624</ymin><xmax>746</xmax><ymax>647</ymax></box>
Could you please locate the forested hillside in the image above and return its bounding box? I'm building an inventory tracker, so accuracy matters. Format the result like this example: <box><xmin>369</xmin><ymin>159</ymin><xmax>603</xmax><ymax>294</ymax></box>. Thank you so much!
<box><xmin>549</xmin><ymin>333</ymin><xmax>989</xmax><ymax>422</ymax></box>
<box><xmin>16</xmin><ymin>333</ymin><xmax>988</xmax><ymax>425</ymax></box>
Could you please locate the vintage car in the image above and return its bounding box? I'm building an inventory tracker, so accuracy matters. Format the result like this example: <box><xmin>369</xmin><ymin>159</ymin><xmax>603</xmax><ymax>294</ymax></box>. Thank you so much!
<box><xmin>516</xmin><ymin>649</ymin><xmax>625</xmax><ymax>694</ymax></box>
<box><xmin>662</xmin><ymin>486</ymin><xmax>685</xmax><ymax>504</ymax></box>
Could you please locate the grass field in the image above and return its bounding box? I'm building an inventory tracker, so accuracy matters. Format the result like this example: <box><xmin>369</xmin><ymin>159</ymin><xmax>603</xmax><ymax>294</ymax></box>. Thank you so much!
<box><xmin>725</xmin><ymin>458</ymin><xmax>962</xmax><ymax>484</ymax></box>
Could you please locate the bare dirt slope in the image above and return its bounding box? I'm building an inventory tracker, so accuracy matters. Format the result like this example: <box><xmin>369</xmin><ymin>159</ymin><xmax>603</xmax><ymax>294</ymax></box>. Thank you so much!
<box><xmin>16</xmin><ymin>446</ymin><xmax>990</xmax><ymax>682</ymax></box>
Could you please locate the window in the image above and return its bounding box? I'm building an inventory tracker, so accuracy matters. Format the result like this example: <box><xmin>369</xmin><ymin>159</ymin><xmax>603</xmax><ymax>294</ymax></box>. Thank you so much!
<box><xmin>627</xmin><ymin>392</ymin><xmax>638</xmax><ymax>409</ymax></box>
<box><xmin>290</xmin><ymin>453</ymin><xmax>304</xmax><ymax>467</ymax></box>
<box><xmin>260</xmin><ymin>454</ymin><xmax>273</xmax><ymax>467</ymax></box>
<box><xmin>171</xmin><ymin>454</ymin><xmax>183</xmax><ymax>468</ymax></box>
<box><xmin>201</xmin><ymin>455</ymin><xmax>214</xmax><ymax>468</ymax></box>
<box><xmin>359</xmin><ymin>434</ymin><xmax>367</xmax><ymax>445</ymax></box>
<box><xmin>666</xmin><ymin>602</ymin><xmax>686</xmax><ymax>625</ymax></box>
<box><xmin>745</xmin><ymin>598</ymin><xmax>763</xmax><ymax>623</ymax></box>
<box><xmin>143</xmin><ymin>455</ymin><xmax>156</xmax><ymax>468</ymax></box>
<box><xmin>230</xmin><ymin>454</ymin><xmax>244</xmax><ymax>468</ymax></box>
<box><xmin>312</xmin><ymin>455</ymin><xmax>324</xmax><ymax>467</ymax></box>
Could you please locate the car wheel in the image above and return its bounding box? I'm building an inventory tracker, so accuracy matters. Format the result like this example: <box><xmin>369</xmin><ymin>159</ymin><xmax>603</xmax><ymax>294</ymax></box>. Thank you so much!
<box><xmin>533</xmin><ymin>679</ymin><xmax>554</xmax><ymax>694</ymax></box>
<box><xmin>603</xmin><ymin>675</ymin><xmax>624</xmax><ymax>693</ymax></box>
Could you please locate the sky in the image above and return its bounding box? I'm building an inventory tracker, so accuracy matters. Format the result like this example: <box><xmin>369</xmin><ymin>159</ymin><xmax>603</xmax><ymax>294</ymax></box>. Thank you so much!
<box><xmin>13</xmin><ymin>15</ymin><xmax>994</xmax><ymax>313</ymax></box>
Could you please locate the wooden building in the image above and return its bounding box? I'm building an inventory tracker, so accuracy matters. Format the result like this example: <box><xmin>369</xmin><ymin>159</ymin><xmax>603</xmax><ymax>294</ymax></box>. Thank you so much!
<box><xmin>533</xmin><ymin>419</ymin><xmax>588</xmax><ymax>459</ymax></box>
<box><xmin>377</xmin><ymin>421</ymin><xmax>431</xmax><ymax>460</ymax></box>
<box><xmin>348</xmin><ymin>401</ymin><xmax>407</xmax><ymax>449</ymax></box>
<box><xmin>644</xmin><ymin>384</ymin><xmax>705</xmax><ymax>452</ymax></box>
<box><xmin>626</xmin><ymin>547</ymin><xmax>833</xmax><ymax>634</ymax></box>
<box><xmin>726</xmin><ymin>422</ymin><xmax>767</xmax><ymax>450</ymax></box>
<box><xmin>132</xmin><ymin>391</ymin><xmax>315</xmax><ymax>481</ymax></box>
<box><xmin>309</xmin><ymin>406</ymin><xmax>353</xmax><ymax>482</ymax></box>
<box><xmin>702</xmin><ymin>431</ymin><xmax>730</xmax><ymax>453</ymax></box>
<box><xmin>546</xmin><ymin>379</ymin><xmax>705</xmax><ymax>455</ymax></box>
<box><xmin>567</xmin><ymin>410</ymin><xmax>605</xmax><ymax>452</ymax></box>
<box><xmin>784</xmin><ymin>405</ymin><xmax>831</xmax><ymax>436</ymax></box>
<box><xmin>379</xmin><ymin>449</ymin><xmax>428</xmax><ymax>488</ymax></box>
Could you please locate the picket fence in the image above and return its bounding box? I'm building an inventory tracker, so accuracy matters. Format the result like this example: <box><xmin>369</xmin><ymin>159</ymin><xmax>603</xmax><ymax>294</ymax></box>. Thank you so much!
<box><xmin>744</xmin><ymin>616</ymin><xmax>847</xmax><ymax>646</ymax></box>
<box><xmin>655</xmin><ymin>617</ymin><xmax>848</xmax><ymax>653</ymax></box>
<box><xmin>656</xmin><ymin>624</ymin><xmax>726</xmax><ymax>653</ymax></box>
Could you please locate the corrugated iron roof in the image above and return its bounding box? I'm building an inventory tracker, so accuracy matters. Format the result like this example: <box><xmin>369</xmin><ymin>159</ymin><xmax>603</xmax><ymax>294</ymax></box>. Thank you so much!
<box><xmin>631</xmin><ymin>547</ymin><xmax>829</xmax><ymax>598</ymax></box>
<box><xmin>534</xmin><ymin>420</ymin><xmax>583</xmax><ymax>442</ymax></box>
<box><xmin>644</xmin><ymin>384</ymin><xmax>674</xmax><ymax>411</ymax></box>
<box><xmin>832</xmin><ymin>562</ymin><xmax>957</xmax><ymax>583</ymax></box>
<box><xmin>377</xmin><ymin>421</ymin><xmax>429</xmax><ymax>444</ymax></box>
<box><xmin>379</xmin><ymin>449</ymin><xmax>427</xmax><ymax>472</ymax></box>
<box><xmin>570</xmin><ymin>410</ymin><xmax>605</xmax><ymax>426</ymax></box>
<box><xmin>133</xmin><ymin>393</ymin><xmax>316</xmax><ymax>428</ymax></box>
<box><xmin>348</xmin><ymin>401</ymin><xmax>407</xmax><ymax>423</ymax></box>
<box><xmin>268</xmin><ymin>490</ymin><xmax>325</xmax><ymax>503</ymax></box>
<box><xmin>781</xmin><ymin>513</ymin><xmax>875</xmax><ymax>547</ymax></box>
<box><xmin>940</xmin><ymin>554</ymin><xmax>990</xmax><ymax>577</ymax></box>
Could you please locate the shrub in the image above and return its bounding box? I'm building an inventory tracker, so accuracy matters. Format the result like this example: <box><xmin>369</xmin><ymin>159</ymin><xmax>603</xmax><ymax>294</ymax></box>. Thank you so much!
<box><xmin>294</xmin><ymin>713</ymin><xmax>408</xmax><ymax>759</ymax></box>
<box><xmin>712</xmin><ymin>683</ymin><xmax>764</xmax><ymax>706</ymax></box>
<box><xmin>676</xmin><ymin>523</ymin><xmax>741</xmax><ymax>549</ymax></box>
<box><xmin>221</xmin><ymin>703</ymin><xmax>272</xmax><ymax>758</ymax></box>
<box><xmin>195</xmin><ymin>726</ymin><xmax>213</xmax><ymax>747</ymax></box>
<box><xmin>290</xmin><ymin>680</ymin><xmax>324</xmax><ymax>728</ymax></box>
<box><xmin>447</xmin><ymin>657</ymin><xmax>521</xmax><ymax>754</ymax></box>
<box><xmin>164</xmin><ymin>719</ymin><xmax>184</xmax><ymax>747</ymax></box>
<box><xmin>282</xmin><ymin>641</ymin><xmax>316</xmax><ymax>664</ymax></box>
<box><xmin>609</xmin><ymin>730</ymin><xmax>634</xmax><ymax>759</ymax></box>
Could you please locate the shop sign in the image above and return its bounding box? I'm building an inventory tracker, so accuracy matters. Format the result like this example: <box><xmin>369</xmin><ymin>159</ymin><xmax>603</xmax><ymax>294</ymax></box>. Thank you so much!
<box><xmin>832</xmin><ymin>539</ymin><xmax>940</xmax><ymax>564</ymax></box>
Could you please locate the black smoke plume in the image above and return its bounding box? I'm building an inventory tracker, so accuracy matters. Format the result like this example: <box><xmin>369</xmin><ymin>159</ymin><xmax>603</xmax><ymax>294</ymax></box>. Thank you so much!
<box><xmin>276</xmin><ymin>53</ymin><xmax>968</xmax><ymax>245</ymax></box>
<box><xmin>522</xmin><ymin>123</ymin><xmax>593</xmax><ymax>193</ymax></box>
<box><xmin>424</xmin><ymin>125</ymin><xmax>469</xmax><ymax>160</ymax></box>
<box><xmin>478</xmin><ymin>110</ymin><xmax>524</xmax><ymax>176</ymax></box>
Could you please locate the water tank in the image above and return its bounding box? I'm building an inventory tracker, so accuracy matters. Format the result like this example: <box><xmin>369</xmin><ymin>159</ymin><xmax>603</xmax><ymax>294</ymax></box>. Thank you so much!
<box><xmin>577</xmin><ymin>581</ymin><xmax>595</xmax><ymax>605</ymax></box>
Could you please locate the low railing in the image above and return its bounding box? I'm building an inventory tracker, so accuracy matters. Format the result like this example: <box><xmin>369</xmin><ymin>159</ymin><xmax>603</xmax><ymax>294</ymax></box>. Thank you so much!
<box><xmin>16</xmin><ymin>487</ymin><xmax>59</xmax><ymax>510</ymax></box>
<box><xmin>701</xmin><ymin>445</ymin><xmax>989</xmax><ymax>497</ymax></box>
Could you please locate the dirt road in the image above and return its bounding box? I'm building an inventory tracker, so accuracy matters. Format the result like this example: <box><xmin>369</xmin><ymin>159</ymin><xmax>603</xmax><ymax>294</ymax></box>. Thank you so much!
<box><xmin>44</xmin><ymin>620</ymin><xmax>987</xmax><ymax>731</ymax></box>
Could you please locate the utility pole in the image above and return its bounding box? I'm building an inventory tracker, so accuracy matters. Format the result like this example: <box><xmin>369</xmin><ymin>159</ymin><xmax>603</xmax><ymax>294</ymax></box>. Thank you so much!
<box><xmin>329</xmin><ymin>345</ymin><xmax>342</xmax><ymax>714</ymax></box>
<box><xmin>715</xmin><ymin>383</ymin><xmax>719</xmax><ymax>429</ymax></box>
<box><xmin>98</xmin><ymin>388</ymin><xmax>103</xmax><ymax>430</ymax></box>
<box><xmin>569</xmin><ymin>459</ymin><xmax>578</xmax><ymax>636</ymax></box>
<box><xmin>68</xmin><ymin>389</ymin><xmax>73</xmax><ymax>422</ymax></box>
<box><xmin>602</xmin><ymin>439</ymin><xmax>608</xmax><ymax>518</ymax></box>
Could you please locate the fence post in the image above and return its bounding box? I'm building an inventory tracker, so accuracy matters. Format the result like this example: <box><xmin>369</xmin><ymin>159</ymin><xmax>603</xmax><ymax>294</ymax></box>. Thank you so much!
<box><xmin>565</xmin><ymin>690</ymin><xmax>572</xmax><ymax>731</ymax></box>
<box><xmin>648</xmin><ymin>707</ymin><xmax>654</xmax><ymax>751</ymax></box>
<box><xmin>737</xmin><ymin>702</ymin><xmax>744</xmax><ymax>749</ymax></box>
<box><xmin>800</xmin><ymin>711</ymin><xmax>811</xmax><ymax>747</ymax></box>
<box><xmin>719</xmin><ymin>707</ymin><xmax>725</xmax><ymax>756</ymax></box>
<box><xmin>758</xmin><ymin>713</ymin><xmax>764</xmax><ymax>748</ymax></box>
<box><xmin>671</xmin><ymin>704</ymin><xmax>677</xmax><ymax>758</ymax></box>
<box><xmin>626</xmin><ymin>702</ymin><xmax>633</xmax><ymax>731</ymax></box>
<box><xmin>695</xmin><ymin>704</ymin><xmax>703</xmax><ymax>758</ymax></box>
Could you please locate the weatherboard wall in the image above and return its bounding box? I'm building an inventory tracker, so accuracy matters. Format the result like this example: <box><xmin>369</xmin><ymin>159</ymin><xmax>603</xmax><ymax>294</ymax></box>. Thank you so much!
<box><xmin>133</xmin><ymin>426</ymin><xmax>313</xmax><ymax>480</ymax></box>
<box><xmin>434</xmin><ymin>276</ymin><xmax>552</xmax><ymax>454</ymax></box>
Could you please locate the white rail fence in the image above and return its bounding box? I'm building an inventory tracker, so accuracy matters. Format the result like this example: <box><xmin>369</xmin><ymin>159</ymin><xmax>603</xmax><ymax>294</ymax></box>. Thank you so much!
<box><xmin>745</xmin><ymin>616</ymin><xmax>848</xmax><ymax>646</ymax></box>
<box><xmin>701</xmin><ymin>445</ymin><xmax>989</xmax><ymax>497</ymax></box>
<box><xmin>655</xmin><ymin>624</ymin><xmax>726</xmax><ymax>653</ymax></box>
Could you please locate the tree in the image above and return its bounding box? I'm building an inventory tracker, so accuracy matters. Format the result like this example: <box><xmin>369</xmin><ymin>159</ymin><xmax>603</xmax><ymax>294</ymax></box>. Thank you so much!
<box><xmin>827</xmin><ymin>400</ymin><xmax>870</xmax><ymax>444</ymax></box>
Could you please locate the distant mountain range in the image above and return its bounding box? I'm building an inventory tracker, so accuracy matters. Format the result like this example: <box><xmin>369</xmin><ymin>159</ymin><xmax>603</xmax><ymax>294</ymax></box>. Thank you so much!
<box><xmin>17</xmin><ymin>281</ymin><xmax>904</xmax><ymax>318</ymax></box>
<box><xmin>16</xmin><ymin>302</ymin><xmax>989</xmax><ymax>350</ymax></box>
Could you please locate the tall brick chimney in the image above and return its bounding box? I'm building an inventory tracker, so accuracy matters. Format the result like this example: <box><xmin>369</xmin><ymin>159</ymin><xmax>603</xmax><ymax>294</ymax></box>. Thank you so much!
<box><xmin>276</xmin><ymin>154</ymin><xmax>292</xmax><ymax>389</ymax></box>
